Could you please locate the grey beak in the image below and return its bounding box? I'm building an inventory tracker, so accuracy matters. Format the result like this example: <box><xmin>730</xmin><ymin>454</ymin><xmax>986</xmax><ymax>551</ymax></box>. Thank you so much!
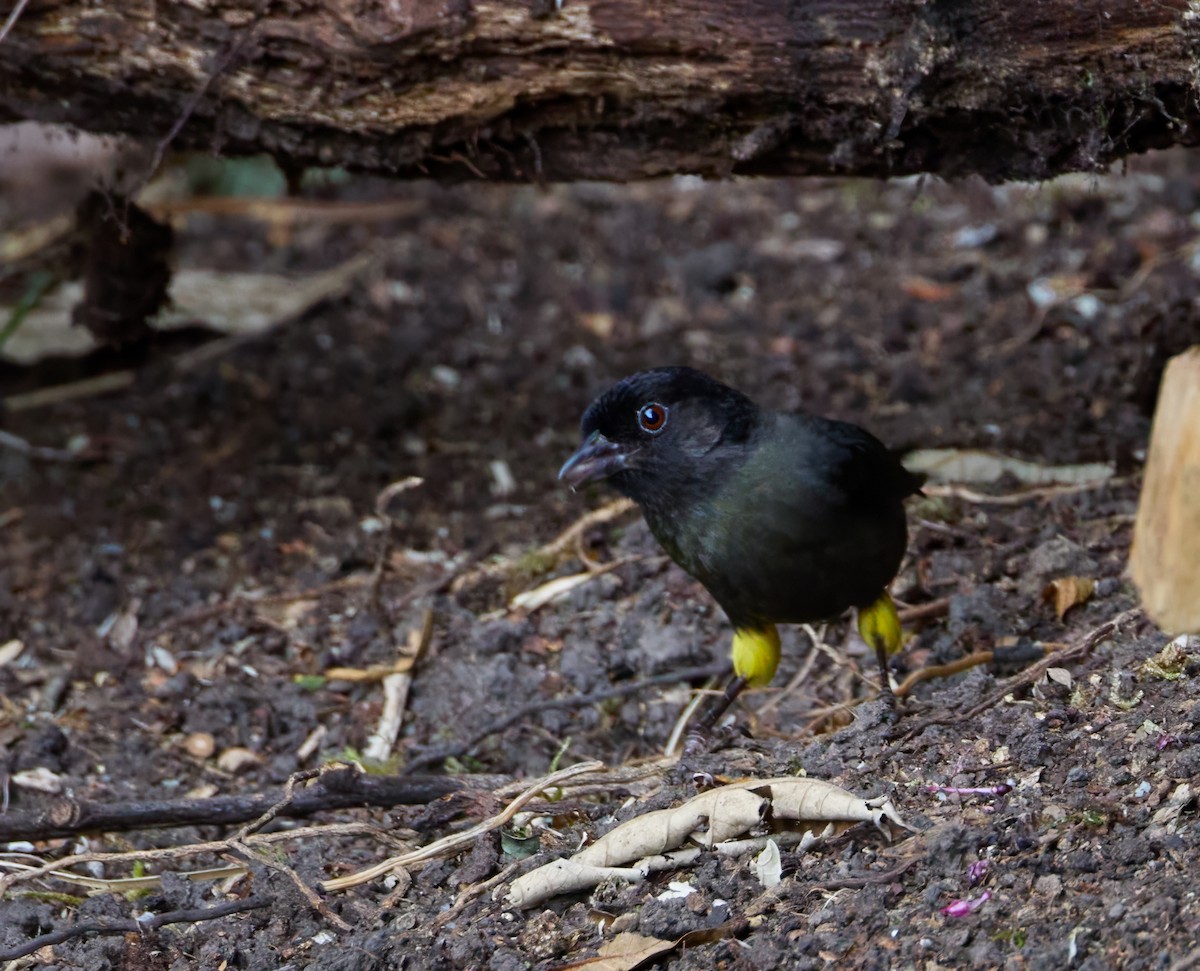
<box><xmin>558</xmin><ymin>431</ymin><xmax>626</xmax><ymax>489</ymax></box>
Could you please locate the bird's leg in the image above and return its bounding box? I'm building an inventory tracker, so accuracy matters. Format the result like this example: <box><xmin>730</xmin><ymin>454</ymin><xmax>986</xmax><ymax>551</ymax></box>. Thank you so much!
<box><xmin>684</xmin><ymin>675</ymin><xmax>748</xmax><ymax>755</ymax></box>
<box><xmin>857</xmin><ymin>592</ymin><xmax>903</xmax><ymax>708</ymax></box>
<box><xmin>697</xmin><ymin>675</ymin><xmax>748</xmax><ymax>732</ymax></box>
<box><xmin>685</xmin><ymin>625</ymin><xmax>780</xmax><ymax>754</ymax></box>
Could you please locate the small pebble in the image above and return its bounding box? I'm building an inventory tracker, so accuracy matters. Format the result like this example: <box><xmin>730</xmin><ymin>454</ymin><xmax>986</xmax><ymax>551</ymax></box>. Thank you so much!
<box><xmin>185</xmin><ymin>732</ymin><xmax>216</xmax><ymax>759</ymax></box>
<box><xmin>1066</xmin><ymin>766</ymin><xmax>1091</xmax><ymax>787</ymax></box>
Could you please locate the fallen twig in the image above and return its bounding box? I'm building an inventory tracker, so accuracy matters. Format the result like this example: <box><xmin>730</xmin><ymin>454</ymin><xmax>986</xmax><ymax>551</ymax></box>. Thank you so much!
<box><xmin>897</xmin><ymin>597</ymin><xmax>952</xmax><ymax>625</ymax></box>
<box><xmin>756</xmin><ymin>624</ymin><xmax>825</xmax><ymax>718</ymax></box>
<box><xmin>0</xmin><ymin>895</ymin><xmax>273</xmax><ymax>962</ymax></box>
<box><xmin>0</xmin><ymin>765</ymin><xmax>469</xmax><ymax>843</ymax></box>
<box><xmin>232</xmin><ymin>767</ymin><xmax>322</xmax><ymax>841</ymax></box>
<box><xmin>803</xmin><ymin>858</ymin><xmax>919</xmax><ymax>893</ymax></box>
<box><xmin>368</xmin><ymin>476</ymin><xmax>425</xmax><ymax>611</ymax></box>
<box><xmin>0</xmin><ymin>821</ymin><xmax>386</xmax><ymax>895</ymax></box>
<box><xmin>541</xmin><ymin>498</ymin><xmax>637</xmax><ymax>558</ymax></box>
<box><xmin>884</xmin><ymin>609</ymin><xmax>1141</xmax><ymax>754</ymax></box>
<box><xmin>364</xmin><ymin>611</ymin><xmax>434</xmax><ymax>762</ymax></box>
<box><xmin>0</xmin><ymin>429</ymin><xmax>80</xmax><ymax>462</ymax></box>
<box><xmin>956</xmin><ymin>609</ymin><xmax>1138</xmax><ymax>722</ymax></box>
<box><xmin>434</xmin><ymin>860</ymin><xmax>524</xmax><ymax>929</ymax></box>
<box><xmin>228</xmin><ymin>835</ymin><xmax>351</xmax><ymax>931</ymax></box>
<box><xmin>894</xmin><ymin>651</ymin><xmax>995</xmax><ymax>698</ymax></box>
<box><xmin>403</xmin><ymin>660</ymin><xmax>729</xmax><ymax>774</ymax></box>
<box><xmin>450</xmin><ymin>497</ymin><xmax>636</xmax><ymax>595</ymax></box>
<box><xmin>322</xmin><ymin>760</ymin><xmax>603</xmax><ymax>892</ymax></box>
<box><xmin>3</xmin><ymin>371</ymin><xmax>137</xmax><ymax>412</ymax></box>
<box><xmin>0</xmin><ymin>0</ymin><xmax>31</xmax><ymax>45</ymax></box>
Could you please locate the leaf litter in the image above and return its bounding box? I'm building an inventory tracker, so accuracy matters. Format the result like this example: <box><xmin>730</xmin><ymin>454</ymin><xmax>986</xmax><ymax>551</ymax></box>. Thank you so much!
<box><xmin>2</xmin><ymin>154</ymin><xmax>1199</xmax><ymax>969</ymax></box>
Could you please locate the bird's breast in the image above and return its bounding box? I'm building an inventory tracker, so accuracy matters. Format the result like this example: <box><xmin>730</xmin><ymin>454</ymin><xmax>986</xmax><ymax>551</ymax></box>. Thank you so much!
<box><xmin>650</xmin><ymin>487</ymin><xmax>908</xmax><ymax>628</ymax></box>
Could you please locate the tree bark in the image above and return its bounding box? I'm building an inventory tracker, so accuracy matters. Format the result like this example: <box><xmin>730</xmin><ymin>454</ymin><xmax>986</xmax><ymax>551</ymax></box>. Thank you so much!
<box><xmin>1</xmin><ymin>0</ymin><xmax>1198</xmax><ymax>184</ymax></box>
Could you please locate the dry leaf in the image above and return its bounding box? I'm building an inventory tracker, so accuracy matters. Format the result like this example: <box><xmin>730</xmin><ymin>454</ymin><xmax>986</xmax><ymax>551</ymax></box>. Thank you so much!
<box><xmin>12</xmin><ymin>767</ymin><xmax>65</xmax><ymax>794</ymax></box>
<box><xmin>753</xmin><ymin>839</ymin><xmax>782</xmax><ymax>888</ymax></box>
<box><xmin>656</xmin><ymin>881</ymin><xmax>695</xmax><ymax>901</ymax></box>
<box><xmin>904</xmin><ymin>449</ymin><xmax>1113</xmax><ymax>486</ymax></box>
<box><xmin>575</xmin><ymin>786</ymin><xmax>767</xmax><ymax>867</ymax></box>
<box><xmin>555</xmin><ymin>925</ymin><xmax>740</xmax><ymax>971</ymax></box>
<box><xmin>511</xmin><ymin>558</ymin><xmax>634</xmax><ymax>612</ymax></box>
<box><xmin>1046</xmin><ymin>667</ymin><xmax>1073</xmax><ymax>688</ymax></box>
<box><xmin>575</xmin><ymin>932</ymin><xmax>678</xmax><ymax>971</ymax></box>
<box><xmin>900</xmin><ymin>276</ymin><xmax>956</xmax><ymax>302</ymax></box>
<box><xmin>511</xmin><ymin>572</ymin><xmax>596</xmax><ymax>611</ymax></box>
<box><xmin>1150</xmin><ymin>783</ymin><xmax>1195</xmax><ymax>828</ymax></box>
<box><xmin>507</xmin><ymin>777</ymin><xmax>904</xmax><ymax>907</ymax></box>
<box><xmin>1042</xmin><ymin>576</ymin><xmax>1095</xmax><ymax>620</ymax></box>
<box><xmin>325</xmin><ymin>658</ymin><xmax>415</xmax><ymax>682</ymax></box>
<box><xmin>2</xmin><ymin>255</ymin><xmax>376</xmax><ymax>364</ymax></box>
<box><xmin>216</xmin><ymin>747</ymin><xmax>263</xmax><ymax>774</ymax></box>
<box><xmin>580</xmin><ymin>312</ymin><xmax>616</xmax><ymax>339</ymax></box>
<box><xmin>0</xmin><ymin>639</ymin><xmax>24</xmax><ymax>666</ymax></box>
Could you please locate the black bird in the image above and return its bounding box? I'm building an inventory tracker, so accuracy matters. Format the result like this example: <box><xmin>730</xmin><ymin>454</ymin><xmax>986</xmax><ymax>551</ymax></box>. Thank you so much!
<box><xmin>559</xmin><ymin>366</ymin><xmax>923</xmax><ymax>728</ymax></box>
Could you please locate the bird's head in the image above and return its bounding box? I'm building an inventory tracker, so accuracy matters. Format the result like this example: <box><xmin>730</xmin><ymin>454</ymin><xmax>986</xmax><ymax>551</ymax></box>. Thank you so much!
<box><xmin>558</xmin><ymin>366</ymin><xmax>757</xmax><ymax>503</ymax></box>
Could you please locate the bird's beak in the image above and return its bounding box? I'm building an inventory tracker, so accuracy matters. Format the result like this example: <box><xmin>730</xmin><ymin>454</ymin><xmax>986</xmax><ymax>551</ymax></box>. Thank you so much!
<box><xmin>558</xmin><ymin>431</ymin><xmax>627</xmax><ymax>489</ymax></box>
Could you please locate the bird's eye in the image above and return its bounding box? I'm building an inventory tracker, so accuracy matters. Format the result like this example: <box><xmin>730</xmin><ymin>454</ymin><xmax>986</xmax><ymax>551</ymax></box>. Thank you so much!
<box><xmin>637</xmin><ymin>402</ymin><xmax>668</xmax><ymax>434</ymax></box>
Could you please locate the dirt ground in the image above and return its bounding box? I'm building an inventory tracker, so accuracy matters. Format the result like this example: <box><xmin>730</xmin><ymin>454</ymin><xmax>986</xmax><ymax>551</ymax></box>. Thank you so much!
<box><xmin>3</xmin><ymin>145</ymin><xmax>1200</xmax><ymax>970</ymax></box>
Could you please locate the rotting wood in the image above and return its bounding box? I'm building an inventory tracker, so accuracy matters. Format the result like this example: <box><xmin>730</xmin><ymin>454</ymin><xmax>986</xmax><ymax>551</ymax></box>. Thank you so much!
<box><xmin>1</xmin><ymin>1</ymin><xmax>1198</xmax><ymax>184</ymax></box>
<box><xmin>1132</xmin><ymin>346</ymin><xmax>1200</xmax><ymax>634</ymax></box>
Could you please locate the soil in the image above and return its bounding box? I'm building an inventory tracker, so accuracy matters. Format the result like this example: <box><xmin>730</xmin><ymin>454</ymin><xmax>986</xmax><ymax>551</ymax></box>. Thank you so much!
<box><xmin>3</xmin><ymin>147</ymin><xmax>1200</xmax><ymax>970</ymax></box>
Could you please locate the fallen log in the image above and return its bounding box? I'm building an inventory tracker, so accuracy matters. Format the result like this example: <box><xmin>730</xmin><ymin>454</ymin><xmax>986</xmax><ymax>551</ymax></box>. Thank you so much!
<box><xmin>1</xmin><ymin>1</ymin><xmax>1198</xmax><ymax>183</ymax></box>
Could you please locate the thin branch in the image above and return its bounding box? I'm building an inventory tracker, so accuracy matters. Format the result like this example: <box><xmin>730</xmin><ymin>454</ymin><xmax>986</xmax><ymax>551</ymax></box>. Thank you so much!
<box><xmin>0</xmin><ymin>896</ymin><xmax>273</xmax><ymax>961</ymax></box>
<box><xmin>141</xmin><ymin>0</ymin><xmax>273</xmax><ymax>185</ymax></box>
<box><xmin>884</xmin><ymin>609</ymin><xmax>1141</xmax><ymax>755</ymax></box>
<box><xmin>956</xmin><ymin>609</ymin><xmax>1139</xmax><ymax>722</ymax></box>
<box><xmin>0</xmin><ymin>766</ymin><xmax>469</xmax><ymax>843</ymax></box>
<box><xmin>368</xmin><ymin>476</ymin><xmax>424</xmax><ymax>611</ymax></box>
<box><xmin>896</xmin><ymin>597</ymin><xmax>952</xmax><ymax>625</ymax></box>
<box><xmin>227</xmin><ymin>838</ymin><xmax>351</xmax><ymax>932</ymax></box>
<box><xmin>402</xmin><ymin>660</ymin><xmax>730</xmax><ymax>774</ymax></box>
<box><xmin>0</xmin><ymin>0</ymin><xmax>31</xmax><ymax>45</ymax></box>
<box><xmin>322</xmin><ymin>760</ymin><xmax>603</xmax><ymax>892</ymax></box>
<box><xmin>0</xmin><ymin>822</ymin><xmax>389</xmax><ymax>895</ymax></box>
<box><xmin>893</xmin><ymin>651</ymin><xmax>995</xmax><ymax>698</ymax></box>
<box><xmin>0</xmin><ymin>429</ymin><xmax>80</xmax><ymax>462</ymax></box>
<box><xmin>803</xmin><ymin>859</ymin><xmax>918</xmax><ymax>893</ymax></box>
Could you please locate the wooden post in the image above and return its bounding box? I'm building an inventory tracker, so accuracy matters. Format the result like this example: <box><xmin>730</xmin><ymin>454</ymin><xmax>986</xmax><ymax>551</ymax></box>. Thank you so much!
<box><xmin>1131</xmin><ymin>346</ymin><xmax>1200</xmax><ymax>633</ymax></box>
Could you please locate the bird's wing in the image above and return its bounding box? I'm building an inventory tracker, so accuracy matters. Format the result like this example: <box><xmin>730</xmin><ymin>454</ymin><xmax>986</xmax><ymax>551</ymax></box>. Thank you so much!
<box><xmin>802</xmin><ymin>416</ymin><xmax>925</xmax><ymax>505</ymax></box>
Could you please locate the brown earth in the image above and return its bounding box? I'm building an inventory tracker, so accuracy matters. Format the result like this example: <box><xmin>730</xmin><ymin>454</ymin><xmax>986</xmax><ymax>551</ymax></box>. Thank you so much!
<box><xmin>2</xmin><ymin>148</ymin><xmax>1200</xmax><ymax>969</ymax></box>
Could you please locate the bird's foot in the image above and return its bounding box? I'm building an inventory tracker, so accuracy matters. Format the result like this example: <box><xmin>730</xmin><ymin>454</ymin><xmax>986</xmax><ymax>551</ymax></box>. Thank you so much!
<box><xmin>669</xmin><ymin>723</ymin><xmax>745</xmax><ymax>787</ymax></box>
<box><xmin>681</xmin><ymin>719</ymin><xmax>741</xmax><ymax>756</ymax></box>
<box><xmin>877</xmin><ymin>686</ymin><xmax>902</xmax><ymax>722</ymax></box>
<box><xmin>683</xmin><ymin>728</ymin><xmax>712</xmax><ymax>757</ymax></box>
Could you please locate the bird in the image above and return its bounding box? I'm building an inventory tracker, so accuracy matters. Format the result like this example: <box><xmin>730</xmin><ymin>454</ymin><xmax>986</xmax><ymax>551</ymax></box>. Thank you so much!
<box><xmin>558</xmin><ymin>365</ymin><xmax>923</xmax><ymax>731</ymax></box>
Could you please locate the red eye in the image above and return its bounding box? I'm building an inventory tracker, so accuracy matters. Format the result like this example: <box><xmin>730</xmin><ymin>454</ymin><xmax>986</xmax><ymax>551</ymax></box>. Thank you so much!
<box><xmin>637</xmin><ymin>402</ymin><xmax>668</xmax><ymax>434</ymax></box>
